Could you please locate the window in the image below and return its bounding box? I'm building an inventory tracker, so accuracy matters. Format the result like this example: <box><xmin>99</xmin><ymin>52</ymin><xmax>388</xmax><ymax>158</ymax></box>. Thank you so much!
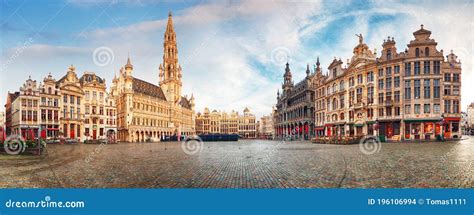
<box><xmin>387</xmin><ymin>48</ymin><xmax>392</xmax><ymax>60</ymax></box>
<box><xmin>394</xmin><ymin>65</ymin><xmax>400</xmax><ymax>74</ymax></box>
<box><xmin>453</xmin><ymin>74</ymin><xmax>460</xmax><ymax>82</ymax></box>
<box><xmin>85</xmin><ymin>91</ymin><xmax>90</xmax><ymax>99</ymax></box>
<box><xmin>386</xmin><ymin>107</ymin><xmax>392</xmax><ymax>116</ymax></box>
<box><xmin>414</xmin><ymin>104</ymin><xmax>420</xmax><ymax>114</ymax></box>
<box><xmin>378</xmin><ymin>79</ymin><xmax>384</xmax><ymax>89</ymax></box>
<box><xmin>404</xmin><ymin>80</ymin><xmax>411</xmax><ymax>99</ymax></box>
<box><xmin>77</xmin><ymin>97</ymin><xmax>80</xmax><ymax>105</ymax></box>
<box><xmin>333</xmin><ymin>68</ymin><xmax>337</xmax><ymax>78</ymax></box>
<box><xmin>357</xmin><ymin>74</ymin><xmax>363</xmax><ymax>84</ymax></box>
<box><xmin>434</xmin><ymin>79</ymin><xmax>440</xmax><ymax>98</ymax></box>
<box><xmin>386</xmin><ymin>92</ymin><xmax>392</xmax><ymax>102</ymax></box>
<box><xmin>63</xmin><ymin>94</ymin><xmax>68</xmax><ymax>103</ymax></box>
<box><xmin>444</xmin><ymin>86</ymin><xmax>451</xmax><ymax>96</ymax></box>
<box><xmin>349</xmin><ymin>77</ymin><xmax>355</xmax><ymax>87</ymax></box>
<box><xmin>453</xmin><ymin>101</ymin><xmax>460</xmax><ymax>113</ymax></box>
<box><xmin>394</xmin><ymin>76</ymin><xmax>400</xmax><ymax>88</ymax></box>
<box><xmin>414</xmin><ymin>80</ymin><xmax>421</xmax><ymax>99</ymax></box>
<box><xmin>386</xmin><ymin>67</ymin><xmax>392</xmax><ymax>76</ymax></box>
<box><xmin>367</xmin><ymin>87</ymin><xmax>374</xmax><ymax>104</ymax></box>
<box><xmin>425</xmin><ymin>47</ymin><xmax>429</xmax><ymax>57</ymax></box>
<box><xmin>340</xmin><ymin>95</ymin><xmax>345</xmax><ymax>108</ymax></box>
<box><xmin>395</xmin><ymin>107</ymin><xmax>400</xmax><ymax>116</ymax></box>
<box><xmin>378</xmin><ymin>93</ymin><xmax>384</xmax><ymax>104</ymax></box>
<box><xmin>415</xmin><ymin>48</ymin><xmax>420</xmax><ymax>57</ymax></box>
<box><xmin>394</xmin><ymin>91</ymin><xmax>400</xmax><ymax>102</ymax></box>
<box><xmin>424</xmin><ymin>104</ymin><xmax>430</xmax><ymax>114</ymax></box>
<box><xmin>444</xmin><ymin>100</ymin><xmax>451</xmax><ymax>113</ymax></box>
<box><xmin>70</xmin><ymin>95</ymin><xmax>75</xmax><ymax>104</ymax></box>
<box><xmin>378</xmin><ymin>69</ymin><xmax>384</xmax><ymax>77</ymax></box>
<box><xmin>453</xmin><ymin>86</ymin><xmax>460</xmax><ymax>95</ymax></box>
<box><xmin>424</xmin><ymin>79</ymin><xmax>430</xmax><ymax>99</ymax></box>
<box><xmin>356</xmin><ymin>88</ymin><xmax>362</xmax><ymax>103</ymax></box>
<box><xmin>70</xmin><ymin>107</ymin><xmax>74</xmax><ymax>119</ymax></box>
<box><xmin>434</xmin><ymin>104</ymin><xmax>440</xmax><ymax>113</ymax></box>
<box><xmin>424</xmin><ymin>61</ymin><xmax>430</xmax><ymax>74</ymax></box>
<box><xmin>378</xmin><ymin>108</ymin><xmax>384</xmax><ymax>117</ymax></box>
<box><xmin>339</xmin><ymin>81</ymin><xmax>345</xmax><ymax>90</ymax></box>
<box><xmin>405</xmin><ymin>63</ymin><xmax>411</xmax><ymax>76</ymax></box>
<box><xmin>414</xmin><ymin>61</ymin><xmax>420</xmax><ymax>75</ymax></box>
<box><xmin>434</xmin><ymin>61</ymin><xmax>440</xmax><ymax>74</ymax></box>
<box><xmin>367</xmin><ymin>71</ymin><xmax>374</xmax><ymax>82</ymax></box>
<box><xmin>444</xmin><ymin>73</ymin><xmax>451</xmax><ymax>82</ymax></box>
<box><xmin>386</xmin><ymin>77</ymin><xmax>392</xmax><ymax>89</ymax></box>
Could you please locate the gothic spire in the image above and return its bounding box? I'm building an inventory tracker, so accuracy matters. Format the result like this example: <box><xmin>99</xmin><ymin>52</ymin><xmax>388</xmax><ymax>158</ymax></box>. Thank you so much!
<box><xmin>125</xmin><ymin>55</ymin><xmax>133</xmax><ymax>70</ymax></box>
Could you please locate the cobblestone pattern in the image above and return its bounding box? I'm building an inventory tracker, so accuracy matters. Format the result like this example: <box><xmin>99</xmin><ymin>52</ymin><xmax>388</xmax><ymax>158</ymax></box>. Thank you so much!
<box><xmin>0</xmin><ymin>137</ymin><xmax>472</xmax><ymax>188</ymax></box>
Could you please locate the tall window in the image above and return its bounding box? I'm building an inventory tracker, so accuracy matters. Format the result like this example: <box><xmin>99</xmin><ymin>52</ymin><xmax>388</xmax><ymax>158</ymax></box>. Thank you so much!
<box><xmin>405</xmin><ymin>63</ymin><xmax>411</xmax><ymax>76</ymax></box>
<box><xmin>386</xmin><ymin>77</ymin><xmax>392</xmax><ymax>89</ymax></box>
<box><xmin>434</xmin><ymin>61</ymin><xmax>440</xmax><ymax>74</ymax></box>
<box><xmin>415</xmin><ymin>48</ymin><xmax>420</xmax><ymax>57</ymax></box>
<box><xmin>404</xmin><ymin>80</ymin><xmax>411</xmax><ymax>99</ymax></box>
<box><xmin>423</xmin><ymin>79</ymin><xmax>430</xmax><ymax>99</ymax></box>
<box><xmin>357</xmin><ymin>74</ymin><xmax>363</xmax><ymax>84</ymax></box>
<box><xmin>378</xmin><ymin>79</ymin><xmax>384</xmax><ymax>89</ymax></box>
<box><xmin>394</xmin><ymin>65</ymin><xmax>400</xmax><ymax>74</ymax></box>
<box><xmin>340</xmin><ymin>94</ymin><xmax>345</xmax><ymax>108</ymax></box>
<box><xmin>386</xmin><ymin>67</ymin><xmax>392</xmax><ymax>76</ymax></box>
<box><xmin>444</xmin><ymin>73</ymin><xmax>451</xmax><ymax>82</ymax></box>
<box><xmin>425</xmin><ymin>47</ymin><xmax>429</xmax><ymax>57</ymax></box>
<box><xmin>414</xmin><ymin>104</ymin><xmax>420</xmax><ymax>114</ymax></box>
<box><xmin>414</xmin><ymin>79</ymin><xmax>421</xmax><ymax>99</ymax></box>
<box><xmin>444</xmin><ymin>100</ymin><xmax>451</xmax><ymax>113</ymax></box>
<box><xmin>453</xmin><ymin>74</ymin><xmax>460</xmax><ymax>82</ymax></box>
<box><xmin>339</xmin><ymin>81</ymin><xmax>345</xmax><ymax>90</ymax></box>
<box><xmin>453</xmin><ymin>101</ymin><xmax>459</xmax><ymax>113</ymax></box>
<box><xmin>423</xmin><ymin>61</ymin><xmax>430</xmax><ymax>74</ymax></box>
<box><xmin>333</xmin><ymin>68</ymin><xmax>337</xmax><ymax>78</ymax></box>
<box><xmin>356</xmin><ymin>88</ymin><xmax>362</xmax><ymax>103</ymax></box>
<box><xmin>367</xmin><ymin>87</ymin><xmax>374</xmax><ymax>104</ymax></box>
<box><xmin>414</xmin><ymin>61</ymin><xmax>420</xmax><ymax>75</ymax></box>
<box><xmin>378</xmin><ymin>69</ymin><xmax>384</xmax><ymax>77</ymax></box>
<box><xmin>424</xmin><ymin>104</ymin><xmax>430</xmax><ymax>114</ymax></box>
<box><xmin>394</xmin><ymin>91</ymin><xmax>400</xmax><ymax>102</ymax></box>
<box><xmin>367</xmin><ymin>71</ymin><xmax>374</xmax><ymax>82</ymax></box>
<box><xmin>434</xmin><ymin>79</ymin><xmax>440</xmax><ymax>98</ymax></box>
<box><xmin>378</xmin><ymin>93</ymin><xmax>384</xmax><ymax>104</ymax></box>
<box><xmin>434</xmin><ymin>104</ymin><xmax>440</xmax><ymax>113</ymax></box>
<box><xmin>394</xmin><ymin>76</ymin><xmax>400</xmax><ymax>88</ymax></box>
<box><xmin>387</xmin><ymin>48</ymin><xmax>392</xmax><ymax>60</ymax></box>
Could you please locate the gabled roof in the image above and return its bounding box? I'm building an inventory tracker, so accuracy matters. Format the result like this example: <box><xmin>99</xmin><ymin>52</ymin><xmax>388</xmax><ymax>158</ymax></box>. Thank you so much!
<box><xmin>132</xmin><ymin>78</ymin><xmax>166</xmax><ymax>100</ymax></box>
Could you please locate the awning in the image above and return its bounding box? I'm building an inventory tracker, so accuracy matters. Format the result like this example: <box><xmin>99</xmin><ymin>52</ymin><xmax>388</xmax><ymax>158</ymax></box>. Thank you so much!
<box><xmin>444</xmin><ymin>117</ymin><xmax>461</xmax><ymax>121</ymax></box>
<box><xmin>404</xmin><ymin>118</ymin><xmax>442</xmax><ymax>123</ymax></box>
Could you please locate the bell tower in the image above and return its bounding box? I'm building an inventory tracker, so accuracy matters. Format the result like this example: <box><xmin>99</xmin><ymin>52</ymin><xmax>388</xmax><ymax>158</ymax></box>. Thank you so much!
<box><xmin>159</xmin><ymin>11</ymin><xmax>182</xmax><ymax>103</ymax></box>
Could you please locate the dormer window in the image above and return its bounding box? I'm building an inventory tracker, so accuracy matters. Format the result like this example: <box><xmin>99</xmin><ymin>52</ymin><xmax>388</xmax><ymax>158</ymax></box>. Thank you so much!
<box><xmin>415</xmin><ymin>48</ymin><xmax>420</xmax><ymax>57</ymax></box>
<box><xmin>332</xmin><ymin>68</ymin><xmax>337</xmax><ymax>78</ymax></box>
<box><xmin>425</xmin><ymin>47</ymin><xmax>429</xmax><ymax>57</ymax></box>
<box><xmin>386</xmin><ymin>48</ymin><xmax>391</xmax><ymax>60</ymax></box>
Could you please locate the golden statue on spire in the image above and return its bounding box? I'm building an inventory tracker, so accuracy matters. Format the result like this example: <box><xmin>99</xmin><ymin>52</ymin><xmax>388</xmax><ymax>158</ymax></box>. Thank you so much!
<box><xmin>355</xmin><ymin>33</ymin><xmax>363</xmax><ymax>44</ymax></box>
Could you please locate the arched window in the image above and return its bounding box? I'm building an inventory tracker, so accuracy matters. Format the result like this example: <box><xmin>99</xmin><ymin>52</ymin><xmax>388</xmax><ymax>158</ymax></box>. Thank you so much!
<box><xmin>340</xmin><ymin>112</ymin><xmax>344</xmax><ymax>120</ymax></box>
<box><xmin>332</xmin><ymin>83</ymin><xmax>336</xmax><ymax>93</ymax></box>
<box><xmin>332</xmin><ymin>98</ymin><xmax>337</xmax><ymax>110</ymax></box>
<box><xmin>415</xmin><ymin>48</ymin><xmax>420</xmax><ymax>57</ymax></box>
<box><xmin>425</xmin><ymin>47</ymin><xmax>429</xmax><ymax>57</ymax></box>
<box><xmin>386</xmin><ymin>48</ymin><xmax>391</xmax><ymax>60</ymax></box>
<box><xmin>339</xmin><ymin>80</ymin><xmax>344</xmax><ymax>90</ymax></box>
<box><xmin>48</xmin><ymin>87</ymin><xmax>52</xmax><ymax>94</ymax></box>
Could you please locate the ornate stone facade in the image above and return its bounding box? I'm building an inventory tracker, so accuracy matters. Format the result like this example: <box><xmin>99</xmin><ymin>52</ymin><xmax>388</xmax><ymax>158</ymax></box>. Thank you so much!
<box><xmin>57</xmin><ymin>65</ymin><xmax>84</xmax><ymax>141</ymax></box>
<box><xmin>80</xmin><ymin>72</ymin><xmax>107</xmax><ymax>140</ymax></box>
<box><xmin>111</xmin><ymin>12</ymin><xmax>195</xmax><ymax>142</ymax></box>
<box><xmin>195</xmin><ymin>107</ymin><xmax>256</xmax><ymax>138</ymax></box>
<box><xmin>276</xmin><ymin>25</ymin><xmax>463</xmax><ymax>141</ymax></box>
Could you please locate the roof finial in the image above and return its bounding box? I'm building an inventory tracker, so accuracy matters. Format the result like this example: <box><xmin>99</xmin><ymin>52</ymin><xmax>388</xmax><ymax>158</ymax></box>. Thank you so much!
<box><xmin>421</xmin><ymin>24</ymin><xmax>424</xmax><ymax>29</ymax></box>
<box><xmin>169</xmin><ymin>11</ymin><xmax>172</xmax><ymax>17</ymax></box>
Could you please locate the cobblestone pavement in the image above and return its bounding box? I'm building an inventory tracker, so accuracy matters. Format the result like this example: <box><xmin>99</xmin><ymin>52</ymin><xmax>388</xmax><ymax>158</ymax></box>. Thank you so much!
<box><xmin>0</xmin><ymin>136</ymin><xmax>473</xmax><ymax>188</ymax></box>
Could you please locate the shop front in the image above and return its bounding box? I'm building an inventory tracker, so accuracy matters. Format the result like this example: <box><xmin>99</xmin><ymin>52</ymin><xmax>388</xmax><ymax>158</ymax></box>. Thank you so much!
<box><xmin>404</xmin><ymin>119</ymin><xmax>441</xmax><ymax>141</ymax></box>
<box><xmin>443</xmin><ymin>117</ymin><xmax>461</xmax><ymax>139</ymax></box>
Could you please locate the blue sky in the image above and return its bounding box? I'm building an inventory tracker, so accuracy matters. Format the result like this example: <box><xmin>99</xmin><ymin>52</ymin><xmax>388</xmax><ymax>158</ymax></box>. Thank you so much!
<box><xmin>1</xmin><ymin>0</ymin><xmax>473</xmax><ymax>117</ymax></box>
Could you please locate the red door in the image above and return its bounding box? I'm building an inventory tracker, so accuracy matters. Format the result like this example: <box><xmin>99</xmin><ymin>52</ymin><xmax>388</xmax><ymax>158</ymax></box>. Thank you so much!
<box><xmin>93</xmin><ymin>130</ymin><xmax>97</xmax><ymax>140</ymax></box>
